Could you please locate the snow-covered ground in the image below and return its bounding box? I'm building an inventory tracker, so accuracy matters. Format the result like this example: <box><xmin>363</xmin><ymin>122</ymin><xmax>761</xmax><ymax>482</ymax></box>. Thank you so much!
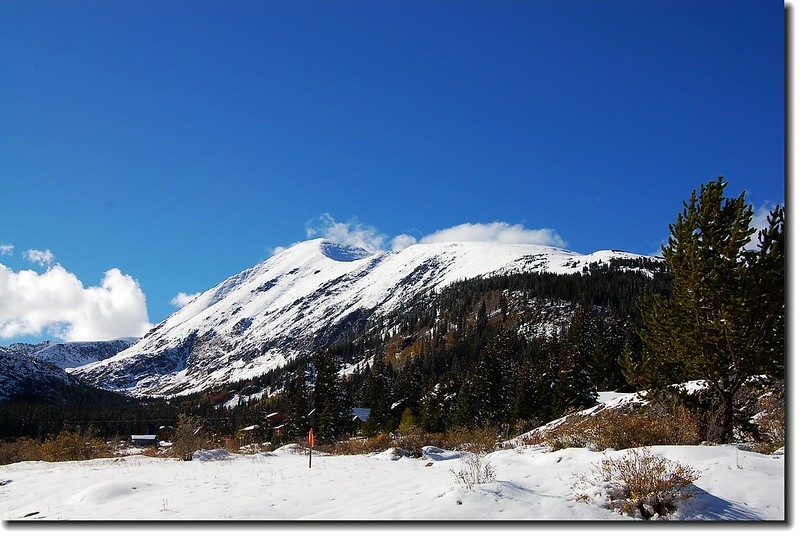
<box><xmin>0</xmin><ymin>442</ymin><xmax>784</xmax><ymax>523</ymax></box>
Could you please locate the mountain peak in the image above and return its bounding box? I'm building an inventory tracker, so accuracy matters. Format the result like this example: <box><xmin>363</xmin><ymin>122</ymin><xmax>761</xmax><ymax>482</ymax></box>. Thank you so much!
<box><xmin>319</xmin><ymin>241</ymin><xmax>375</xmax><ymax>262</ymax></box>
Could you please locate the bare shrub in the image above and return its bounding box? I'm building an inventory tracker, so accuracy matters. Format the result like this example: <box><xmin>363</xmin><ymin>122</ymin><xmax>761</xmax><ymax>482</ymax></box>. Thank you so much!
<box><xmin>451</xmin><ymin>452</ymin><xmax>496</xmax><ymax>490</ymax></box>
<box><xmin>575</xmin><ymin>447</ymin><xmax>700</xmax><ymax>520</ymax></box>
<box><xmin>395</xmin><ymin>426</ymin><xmax>428</xmax><ymax>457</ymax></box>
<box><xmin>538</xmin><ymin>416</ymin><xmax>594</xmax><ymax>451</ymax></box>
<box><xmin>325</xmin><ymin>425</ymin><xmax>501</xmax><ymax>458</ymax></box>
<box><xmin>322</xmin><ymin>433</ymin><xmax>396</xmax><ymax>455</ymax></box>
<box><xmin>528</xmin><ymin>404</ymin><xmax>703</xmax><ymax>452</ymax></box>
<box><xmin>40</xmin><ymin>429</ymin><xmax>109</xmax><ymax>462</ymax></box>
<box><xmin>172</xmin><ymin>414</ymin><xmax>212</xmax><ymax>461</ymax></box>
<box><xmin>443</xmin><ymin>426</ymin><xmax>499</xmax><ymax>453</ymax></box>
<box><xmin>363</xmin><ymin>432</ymin><xmax>396</xmax><ymax>453</ymax></box>
<box><xmin>751</xmin><ymin>388</ymin><xmax>785</xmax><ymax>454</ymax></box>
<box><xmin>0</xmin><ymin>437</ymin><xmax>44</xmax><ymax>465</ymax></box>
<box><xmin>590</xmin><ymin>407</ymin><xmax>702</xmax><ymax>450</ymax></box>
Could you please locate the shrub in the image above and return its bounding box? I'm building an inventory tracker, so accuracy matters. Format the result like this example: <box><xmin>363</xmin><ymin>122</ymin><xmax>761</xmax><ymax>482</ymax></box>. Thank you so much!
<box><xmin>172</xmin><ymin>414</ymin><xmax>212</xmax><ymax>461</ymax></box>
<box><xmin>575</xmin><ymin>448</ymin><xmax>700</xmax><ymax>520</ymax></box>
<box><xmin>529</xmin><ymin>415</ymin><xmax>594</xmax><ymax>451</ymax></box>
<box><xmin>395</xmin><ymin>426</ymin><xmax>428</xmax><ymax>457</ymax></box>
<box><xmin>40</xmin><ymin>429</ymin><xmax>109</xmax><ymax>462</ymax></box>
<box><xmin>317</xmin><ymin>433</ymin><xmax>395</xmax><ymax>456</ymax></box>
<box><xmin>750</xmin><ymin>384</ymin><xmax>784</xmax><ymax>454</ymax></box>
<box><xmin>590</xmin><ymin>406</ymin><xmax>702</xmax><ymax>450</ymax></box>
<box><xmin>442</xmin><ymin>425</ymin><xmax>499</xmax><ymax>453</ymax></box>
<box><xmin>527</xmin><ymin>403</ymin><xmax>703</xmax><ymax>452</ymax></box>
<box><xmin>314</xmin><ymin>425</ymin><xmax>503</xmax><ymax>458</ymax></box>
<box><xmin>0</xmin><ymin>437</ymin><xmax>44</xmax><ymax>465</ymax></box>
<box><xmin>451</xmin><ymin>452</ymin><xmax>496</xmax><ymax>490</ymax></box>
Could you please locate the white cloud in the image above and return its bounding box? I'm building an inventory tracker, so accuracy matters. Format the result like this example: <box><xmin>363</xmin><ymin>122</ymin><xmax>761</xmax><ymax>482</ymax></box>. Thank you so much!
<box><xmin>305</xmin><ymin>213</ymin><xmax>387</xmax><ymax>253</ymax></box>
<box><xmin>0</xmin><ymin>244</ymin><xmax>13</xmax><ymax>256</ymax></box>
<box><xmin>24</xmin><ymin>248</ymin><xmax>55</xmax><ymax>267</ymax></box>
<box><xmin>418</xmin><ymin>222</ymin><xmax>567</xmax><ymax>248</ymax></box>
<box><xmin>0</xmin><ymin>263</ymin><xmax>152</xmax><ymax>342</ymax></box>
<box><xmin>390</xmin><ymin>234</ymin><xmax>418</xmax><ymax>251</ymax></box>
<box><xmin>171</xmin><ymin>291</ymin><xmax>200</xmax><ymax>308</ymax></box>
<box><xmin>299</xmin><ymin>214</ymin><xmax>567</xmax><ymax>253</ymax></box>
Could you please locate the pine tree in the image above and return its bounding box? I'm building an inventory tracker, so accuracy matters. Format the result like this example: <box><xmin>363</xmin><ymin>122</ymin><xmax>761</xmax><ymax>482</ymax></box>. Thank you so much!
<box><xmin>362</xmin><ymin>353</ymin><xmax>392</xmax><ymax>435</ymax></box>
<box><xmin>419</xmin><ymin>372</ymin><xmax>459</xmax><ymax>432</ymax></box>
<box><xmin>510</xmin><ymin>360</ymin><xmax>538</xmax><ymax>423</ymax></box>
<box><xmin>283</xmin><ymin>359</ymin><xmax>311</xmax><ymax>440</ymax></box>
<box><xmin>311</xmin><ymin>349</ymin><xmax>353</xmax><ymax>442</ymax></box>
<box><xmin>747</xmin><ymin>205</ymin><xmax>785</xmax><ymax>381</ymax></box>
<box><xmin>552</xmin><ymin>341</ymin><xmax>597</xmax><ymax>416</ymax></box>
<box><xmin>633</xmin><ymin>178</ymin><xmax>785</xmax><ymax>442</ymax></box>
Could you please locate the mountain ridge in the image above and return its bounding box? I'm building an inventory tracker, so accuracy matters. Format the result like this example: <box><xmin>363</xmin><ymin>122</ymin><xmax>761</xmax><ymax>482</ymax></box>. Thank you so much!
<box><xmin>69</xmin><ymin>239</ymin><xmax>660</xmax><ymax>398</ymax></box>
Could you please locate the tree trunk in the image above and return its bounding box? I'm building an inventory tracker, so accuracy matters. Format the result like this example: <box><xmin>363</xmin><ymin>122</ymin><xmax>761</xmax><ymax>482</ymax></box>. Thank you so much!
<box><xmin>716</xmin><ymin>390</ymin><xmax>735</xmax><ymax>443</ymax></box>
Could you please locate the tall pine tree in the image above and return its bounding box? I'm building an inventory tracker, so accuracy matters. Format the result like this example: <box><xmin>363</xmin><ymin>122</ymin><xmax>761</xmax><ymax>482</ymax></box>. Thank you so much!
<box><xmin>311</xmin><ymin>349</ymin><xmax>353</xmax><ymax>442</ymax></box>
<box><xmin>632</xmin><ymin>178</ymin><xmax>785</xmax><ymax>442</ymax></box>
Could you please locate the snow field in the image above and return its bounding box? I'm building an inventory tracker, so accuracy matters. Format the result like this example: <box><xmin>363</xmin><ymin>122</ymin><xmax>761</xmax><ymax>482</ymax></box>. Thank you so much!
<box><xmin>0</xmin><ymin>443</ymin><xmax>783</xmax><ymax>522</ymax></box>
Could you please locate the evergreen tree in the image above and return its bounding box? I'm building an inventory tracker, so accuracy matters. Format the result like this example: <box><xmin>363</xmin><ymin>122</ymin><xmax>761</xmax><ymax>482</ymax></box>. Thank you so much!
<box><xmin>311</xmin><ymin>349</ymin><xmax>353</xmax><ymax>442</ymax></box>
<box><xmin>419</xmin><ymin>372</ymin><xmax>459</xmax><ymax>432</ymax></box>
<box><xmin>393</xmin><ymin>356</ymin><xmax>424</xmax><ymax>415</ymax></box>
<box><xmin>362</xmin><ymin>353</ymin><xmax>392</xmax><ymax>435</ymax></box>
<box><xmin>747</xmin><ymin>204</ymin><xmax>785</xmax><ymax>380</ymax></box>
<box><xmin>282</xmin><ymin>359</ymin><xmax>311</xmax><ymax>440</ymax></box>
<box><xmin>552</xmin><ymin>340</ymin><xmax>597</xmax><ymax>416</ymax></box>
<box><xmin>510</xmin><ymin>360</ymin><xmax>538</xmax><ymax>423</ymax></box>
<box><xmin>454</xmin><ymin>365</ymin><xmax>482</xmax><ymax>427</ymax></box>
<box><xmin>632</xmin><ymin>178</ymin><xmax>785</xmax><ymax>442</ymax></box>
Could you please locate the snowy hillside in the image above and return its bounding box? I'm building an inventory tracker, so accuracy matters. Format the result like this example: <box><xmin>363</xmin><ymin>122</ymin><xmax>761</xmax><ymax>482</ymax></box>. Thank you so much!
<box><xmin>0</xmin><ymin>348</ymin><xmax>76</xmax><ymax>403</ymax></box>
<box><xmin>71</xmin><ymin>239</ymin><xmax>659</xmax><ymax>398</ymax></box>
<box><xmin>0</xmin><ymin>339</ymin><xmax>136</xmax><ymax>403</ymax></box>
<box><xmin>0</xmin><ymin>443</ymin><xmax>784</xmax><ymax>521</ymax></box>
<box><xmin>13</xmin><ymin>338</ymin><xmax>136</xmax><ymax>369</ymax></box>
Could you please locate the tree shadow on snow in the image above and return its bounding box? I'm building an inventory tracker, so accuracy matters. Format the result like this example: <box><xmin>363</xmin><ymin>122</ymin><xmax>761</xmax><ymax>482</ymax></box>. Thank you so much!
<box><xmin>680</xmin><ymin>485</ymin><xmax>764</xmax><ymax>521</ymax></box>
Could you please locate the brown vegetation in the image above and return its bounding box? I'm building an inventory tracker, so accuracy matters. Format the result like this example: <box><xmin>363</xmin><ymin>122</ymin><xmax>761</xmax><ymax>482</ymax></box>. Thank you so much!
<box><xmin>574</xmin><ymin>447</ymin><xmax>701</xmax><ymax>520</ymax></box>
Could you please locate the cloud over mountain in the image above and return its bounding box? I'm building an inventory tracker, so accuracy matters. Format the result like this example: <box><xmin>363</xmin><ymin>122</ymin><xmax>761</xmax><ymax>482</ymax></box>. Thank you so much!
<box><xmin>305</xmin><ymin>213</ymin><xmax>387</xmax><ymax>254</ymax></box>
<box><xmin>171</xmin><ymin>292</ymin><xmax>200</xmax><ymax>308</ymax></box>
<box><xmin>419</xmin><ymin>222</ymin><xmax>567</xmax><ymax>248</ymax></box>
<box><xmin>300</xmin><ymin>214</ymin><xmax>567</xmax><ymax>254</ymax></box>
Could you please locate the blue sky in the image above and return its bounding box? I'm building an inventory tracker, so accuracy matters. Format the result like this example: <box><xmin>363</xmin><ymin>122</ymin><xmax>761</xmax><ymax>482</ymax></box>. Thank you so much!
<box><xmin>0</xmin><ymin>0</ymin><xmax>786</xmax><ymax>343</ymax></box>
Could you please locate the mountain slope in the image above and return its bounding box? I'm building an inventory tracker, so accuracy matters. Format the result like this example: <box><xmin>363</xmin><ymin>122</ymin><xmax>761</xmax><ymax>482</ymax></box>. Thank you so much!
<box><xmin>0</xmin><ymin>349</ymin><xmax>77</xmax><ymax>403</ymax></box>
<box><xmin>0</xmin><ymin>339</ymin><xmax>137</xmax><ymax>403</ymax></box>
<box><xmin>71</xmin><ymin>239</ymin><xmax>657</xmax><ymax>398</ymax></box>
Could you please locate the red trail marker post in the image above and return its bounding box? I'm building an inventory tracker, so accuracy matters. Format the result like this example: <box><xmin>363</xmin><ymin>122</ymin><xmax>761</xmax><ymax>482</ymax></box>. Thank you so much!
<box><xmin>308</xmin><ymin>428</ymin><xmax>315</xmax><ymax>468</ymax></box>
<box><xmin>307</xmin><ymin>409</ymin><xmax>316</xmax><ymax>469</ymax></box>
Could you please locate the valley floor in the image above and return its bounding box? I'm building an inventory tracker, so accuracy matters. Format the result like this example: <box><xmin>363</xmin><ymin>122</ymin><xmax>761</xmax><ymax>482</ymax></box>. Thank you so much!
<box><xmin>0</xmin><ymin>442</ymin><xmax>785</xmax><ymax>524</ymax></box>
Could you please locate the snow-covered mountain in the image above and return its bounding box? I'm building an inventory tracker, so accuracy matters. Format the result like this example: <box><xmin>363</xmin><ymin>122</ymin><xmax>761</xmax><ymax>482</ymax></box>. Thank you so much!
<box><xmin>0</xmin><ymin>348</ymin><xmax>77</xmax><ymax>403</ymax></box>
<box><xmin>6</xmin><ymin>338</ymin><xmax>138</xmax><ymax>369</ymax></box>
<box><xmin>71</xmin><ymin>239</ymin><xmax>657</xmax><ymax>398</ymax></box>
<box><xmin>0</xmin><ymin>339</ymin><xmax>137</xmax><ymax>402</ymax></box>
